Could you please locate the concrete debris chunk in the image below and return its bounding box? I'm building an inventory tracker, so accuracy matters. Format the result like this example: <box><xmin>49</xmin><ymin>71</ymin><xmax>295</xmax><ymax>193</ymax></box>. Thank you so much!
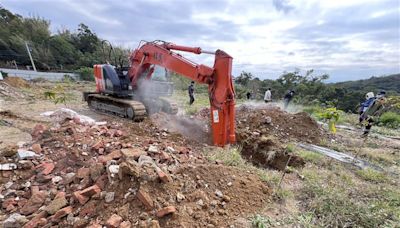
<box><xmin>45</xmin><ymin>195</ymin><xmax>68</xmax><ymax>214</ymax></box>
<box><xmin>138</xmin><ymin>155</ymin><xmax>155</xmax><ymax>167</ymax></box>
<box><xmin>166</xmin><ymin>146</ymin><xmax>175</xmax><ymax>153</ymax></box>
<box><xmin>215</xmin><ymin>190</ymin><xmax>223</xmax><ymax>198</ymax></box>
<box><xmin>148</xmin><ymin>145</ymin><xmax>159</xmax><ymax>153</ymax></box>
<box><xmin>51</xmin><ymin>176</ymin><xmax>63</xmax><ymax>184</ymax></box>
<box><xmin>5</xmin><ymin>181</ymin><xmax>13</xmax><ymax>189</ymax></box>
<box><xmin>17</xmin><ymin>149</ymin><xmax>39</xmax><ymax>159</ymax></box>
<box><xmin>176</xmin><ymin>192</ymin><xmax>185</xmax><ymax>202</ymax></box>
<box><xmin>0</xmin><ymin>163</ymin><xmax>17</xmax><ymax>170</ymax></box>
<box><xmin>105</xmin><ymin>192</ymin><xmax>115</xmax><ymax>203</ymax></box>
<box><xmin>40</xmin><ymin>108</ymin><xmax>97</xmax><ymax>125</ymax></box>
<box><xmin>3</xmin><ymin>213</ymin><xmax>29</xmax><ymax>228</ymax></box>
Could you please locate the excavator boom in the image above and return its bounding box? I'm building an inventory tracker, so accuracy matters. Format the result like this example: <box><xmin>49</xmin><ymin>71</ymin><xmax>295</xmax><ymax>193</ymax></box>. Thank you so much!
<box><xmin>129</xmin><ymin>41</ymin><xmax>236</xmax><ymax>146</ymax></box>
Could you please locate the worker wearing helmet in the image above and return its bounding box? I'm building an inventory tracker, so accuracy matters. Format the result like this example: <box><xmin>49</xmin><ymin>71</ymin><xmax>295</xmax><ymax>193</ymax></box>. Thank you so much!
<box><xmin>359</xmin><ymin>91</ymin><xmax>387</xmax><ymax>137</ymax></box>
<box><xmin>359</xmin><ymin>92</ymin><xmax>375</xmax><ymax>123</ymax></box>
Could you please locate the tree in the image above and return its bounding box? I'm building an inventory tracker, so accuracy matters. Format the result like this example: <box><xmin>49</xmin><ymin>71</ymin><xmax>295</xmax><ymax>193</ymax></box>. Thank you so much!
<box><xmin>235</xmin><ymin>71</ymin><xmax>253</xmax><ymax>86</ymax></box>
<box><xmin>73</xmin><ymin>23</ymin><xmax>99</xmax><ymax>53</ymax></box>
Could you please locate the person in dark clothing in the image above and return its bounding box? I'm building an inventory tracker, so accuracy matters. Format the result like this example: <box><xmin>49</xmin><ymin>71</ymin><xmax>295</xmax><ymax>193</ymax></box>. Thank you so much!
<box><xmin>188</xmin><ymin>81</ymin><xmax>195</xmax><ymax>105</ymax></box>
<box><xmin>283</xmin><ymin>90</ymin><xmax>295</xmax><ymax>109</ymax></box>
<box><xmin>246</xmin><ymin>91</ymin><xmax>252</xmax><ymax>100</ymax></box>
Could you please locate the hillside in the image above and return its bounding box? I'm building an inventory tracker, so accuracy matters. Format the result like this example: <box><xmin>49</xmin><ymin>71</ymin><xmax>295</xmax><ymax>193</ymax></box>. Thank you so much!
<box><xmin>333</xmin><ymin>73</ymin><xmax>400</xmax><ymax>94</ymax></box>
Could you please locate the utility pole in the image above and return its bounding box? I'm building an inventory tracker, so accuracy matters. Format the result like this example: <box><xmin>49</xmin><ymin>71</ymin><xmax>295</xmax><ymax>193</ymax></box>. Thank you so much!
<box><xmin>25</xmin><ymin>41</ymin><xmax>37</xmax><ymax>72</ymax></box>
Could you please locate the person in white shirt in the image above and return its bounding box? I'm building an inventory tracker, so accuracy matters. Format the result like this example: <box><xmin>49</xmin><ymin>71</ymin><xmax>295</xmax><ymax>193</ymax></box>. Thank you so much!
<box><xmin>264</xmin><ymin>88</ymin><xmax>272</xmax><ymax>103</ymax></box>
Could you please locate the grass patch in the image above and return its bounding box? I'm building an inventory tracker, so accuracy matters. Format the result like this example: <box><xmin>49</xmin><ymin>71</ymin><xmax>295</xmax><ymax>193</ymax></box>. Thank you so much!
<box><xmin>206</xmin><ymin>146</ymin><xmax>247</xmax><ymax>167</ymax></box>
<box><xmin>299</xmin><ymin>167</ymin><xmax>398</xmax><ymax>227</ymax></box>
<box><xmin>273</xmin><ymin>188</ymin><xmax>294</xmax><ymax>201</ymax></box>
<box><xmin>297</xmin><ymin>149</ymin><xmax>324</xmax><ymax>163</ymax></box>
<box><xmin>371</xmin><ymin>125</ymin><xmax>400</xmax><ymax>137</ymax></box>
<box><xmin>171</xmin><ymin>90</ymin><xmax>210</xmax><ymax>115</ymax></box>
<box><xmin>251</xmin><ymin>214</ymin><xmax>272</xmax><ymax>228</ymax></box>
<box><xmin>257</xmin><ymin>169</ymin><xmax>281</xmax><ymax>187</ymax></box>
<box><xmin>356</xmin><ymin>168</ymin><xmax>388</xmax><ymax>183</ymax></box>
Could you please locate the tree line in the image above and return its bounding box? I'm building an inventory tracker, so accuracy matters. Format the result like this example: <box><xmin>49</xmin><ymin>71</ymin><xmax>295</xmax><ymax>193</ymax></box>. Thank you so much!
<box><xmin>235</xmin><ymin>70</ymin><xmax>400</xmax><ymax>113</ymax></box>
<box><xmin>0</xmin><ymin>7</ymin><xmax>128</xmax><ymax>72</ymax></box>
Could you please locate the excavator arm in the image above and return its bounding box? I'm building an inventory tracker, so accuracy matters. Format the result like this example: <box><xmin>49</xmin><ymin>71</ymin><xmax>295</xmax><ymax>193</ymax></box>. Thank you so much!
<box><xmin>128</xmin><ymin>41</ymin><xmax>236</xmax><ymax>146</ymax></box>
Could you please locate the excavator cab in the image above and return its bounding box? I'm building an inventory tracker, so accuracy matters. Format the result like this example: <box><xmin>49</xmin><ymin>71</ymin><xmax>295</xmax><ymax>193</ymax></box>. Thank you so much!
<box><xmin>92</xmin><ymin>64</ymin><xmax>132</xmax><ymax>97</ymax></box>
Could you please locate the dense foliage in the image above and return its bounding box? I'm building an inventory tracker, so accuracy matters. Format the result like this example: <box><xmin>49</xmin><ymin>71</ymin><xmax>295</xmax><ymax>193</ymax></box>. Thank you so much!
<box><xmin>0</xmin><ymin>7</ymin><xmax>128</xmax><ymax>72</ymax></box>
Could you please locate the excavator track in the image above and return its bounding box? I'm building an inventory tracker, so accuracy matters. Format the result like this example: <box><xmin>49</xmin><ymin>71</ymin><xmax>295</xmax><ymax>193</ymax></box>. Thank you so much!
<box><xmin>87</xmin><ymin>94</ymin><xmax>146</xmax><ymax>121</ymax></box>
<box><xmin>159</xmin><ymin>97</ymin><xmax>179</xmax><ymax>115</ymax></box>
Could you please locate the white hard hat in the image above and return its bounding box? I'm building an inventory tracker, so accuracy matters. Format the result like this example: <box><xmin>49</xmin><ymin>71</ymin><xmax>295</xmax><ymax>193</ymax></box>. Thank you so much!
<box><xmin>365</xmin><ymin>92</ymin><xmax>374</xmax><ymax>100</ymax></box>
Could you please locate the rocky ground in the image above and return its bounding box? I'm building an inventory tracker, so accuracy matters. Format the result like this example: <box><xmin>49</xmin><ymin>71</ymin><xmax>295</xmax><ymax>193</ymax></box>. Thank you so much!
<box><xmin>1</xmin><ymin>78</ymin><xmax>399</xmax><ymax>227</ymax></box>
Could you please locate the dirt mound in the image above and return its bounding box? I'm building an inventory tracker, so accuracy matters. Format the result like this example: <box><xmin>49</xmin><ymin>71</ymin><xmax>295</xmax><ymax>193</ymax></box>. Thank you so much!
<box><xmin>235</xmin><ymin>105</ymin><xmax>323</xmax><ymax>170</ymax></box>
<box><xmin>151</xmin><ymin>112</ymin><xmax>212</xmax><ymax>144</ymax></box>
<box><xmin>4</xmin><ymin>76</ymin><xmax>30</xmax><ymax>88</ymax></box>
<box><xmin>236</xmin><ymin>105</ymin><xmax>323</xmax><ymax>143</ymax></box>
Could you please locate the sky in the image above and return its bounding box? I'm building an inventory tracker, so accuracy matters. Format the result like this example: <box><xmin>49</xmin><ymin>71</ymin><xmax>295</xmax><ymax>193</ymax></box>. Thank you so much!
<box><xmin>2</xmin><ymin>0</ymin><xmax>400</xmax><ymax>82</ymax></box>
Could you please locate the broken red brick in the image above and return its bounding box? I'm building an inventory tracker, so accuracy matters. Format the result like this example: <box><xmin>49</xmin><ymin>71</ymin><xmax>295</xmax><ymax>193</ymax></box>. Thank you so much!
<box><xmin>159</xmin><ymin>151</ymin><xmax>171</xmax><ymax>161</ymax></box>
<box><xmin>31</xmin><ymin>144</ymin><xmax>42</xmax><ymax>153</ymax></box>
<box><xmin>52</xmin><ymin>206</ymin><xmax>73</xmax><ymax>222</ymax></box>
<box><xmin>121</xmin><ymin>148</ymin><xmax>147</xmax><ymax>160</ymax></box>
<box><xmin>120</xmin><ymin>221</ymin><xmax>132</xmax><ymax>228</ymax></box>
<box><xmin>31</xmin><ymin>124</ymin><xmax>47</xmax><ymax>138</ymax></box>
<box><xmin>156</xmin><ymin>206</ymin><xmax>176</xmax><ymax>218</ymax></box>
<box><xmin>22</xmin><ymin>211</ymin><xmax>47</xmax><ymax>228</ymax></box>
<box><xmin>31</xmin><ymin>186</ymin><xmax>39</xmax><ymax>195</ymax></box>
<box><xmin>99</xmin><ymin>150</ymin><xmax>122</xmax><ymax>163</ymax></box>
<box><xmin>73</xmin><ymin>191</ymin><xmax>89</xmax><ymax>205</ymax></box>
<box><xmin>76</xmin><ymin>167</ymin><xmax>90</xmax><ymax>179</ymax></box>
<box><xmin>80</xmin><ymin>185</ymin><xmax>101</xmax><ymax>197</ymax></box>
<box><xmin>95</xmin><ymin>174</ymin><xmax>108</xmax><ymax>190</ymax></box>
<box><xmin>6</xmin><ymin>203</ymin><xmax>16</xmax><ymax>212</ymax></box>
<box><xmin>37</xmin><ymin>162</ymin><xmax>55</xmax><ymax>175</ymax></box>
<box><xmin>2</xmin><ymin>198</ymin><xmax>17</xmax><ymax>209</ymax></box>
<box><xmin>20</xmin><ymin>191</ymin><xmax>47</xmax><ymax>215</ymax></box>
<box><xmin>86</xmin><ymin>223</ymin><xmax>102</xmax><ymax>228</ymax></box>
<box><xmin>115</xmin><ymin>130</ymin><xmax>124</xmax><ymax>137</ymax></box>
<box><xmin>157</xmin><ymin>170</ymin><xmax>172</xmax><ymax>183</ymax></box>
<box><xmin>137</xmin><ymin>188</ymin><xmax>154</xmax><ymax>209</ymax></box>
<box><xmin>79</xmin><ymin>201</ymin><xmax>97</xmax><ymax>217</ymax></box>
<box><xmin>37</xmin><ymin>218</ymin><xmax>48</xmax><ymax>227</ymax></box>
<box><xmin>91</xmin><ymin>140</ymin><xmax>104</xmax><ymax>151</ymax></box>
<box><xmin>55</xmin><ymin>191</ymin><xmax>66</xmax><ymax>199</ymax></box>
<box><xmin>106</xmin><ymin>214</ymin><xmax>123</xmax><ymax>228</ymax></box>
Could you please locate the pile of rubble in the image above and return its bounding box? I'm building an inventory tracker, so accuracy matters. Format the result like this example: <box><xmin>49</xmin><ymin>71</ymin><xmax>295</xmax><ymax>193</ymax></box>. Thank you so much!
<box><xmin>0</xmin><ymin>111</ymin><xmax>271</xmax><ymax>227</ymax></box>
<box><xmin>235</xmin><ymin>105</ymin><xmax>324</xmax><ymax>170</ymax></box>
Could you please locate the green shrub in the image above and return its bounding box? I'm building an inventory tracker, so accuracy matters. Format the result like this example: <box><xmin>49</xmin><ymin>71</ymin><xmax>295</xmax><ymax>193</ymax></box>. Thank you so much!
<box><xmin>76</xmin><ymin>67</ymin><xmax>94</xmax><ymax>81</ymax></box>
<box><xmin>379</xmin><ymin>111</ymin><xmax>400</xmax><ymax>128</ymax></box>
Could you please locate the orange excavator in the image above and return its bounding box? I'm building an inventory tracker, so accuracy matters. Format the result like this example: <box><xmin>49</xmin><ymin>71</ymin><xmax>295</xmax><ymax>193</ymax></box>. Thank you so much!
<box><xmin>84</xmin><ymin>40</ymin><xmax>235</xmax><ymax>146</ymax></box>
